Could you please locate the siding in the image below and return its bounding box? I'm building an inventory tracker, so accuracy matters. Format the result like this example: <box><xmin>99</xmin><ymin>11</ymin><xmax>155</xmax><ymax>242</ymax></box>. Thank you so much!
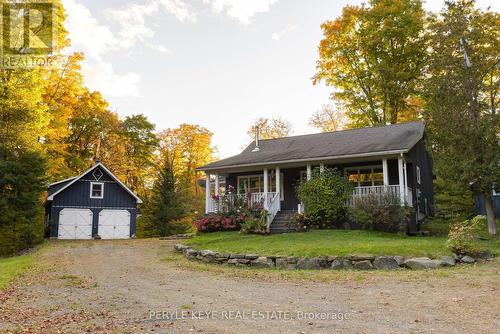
<box><xmin>47</xmin><ymin>166</ymin><xmax>138</xmax><ymax>238</ymax></box>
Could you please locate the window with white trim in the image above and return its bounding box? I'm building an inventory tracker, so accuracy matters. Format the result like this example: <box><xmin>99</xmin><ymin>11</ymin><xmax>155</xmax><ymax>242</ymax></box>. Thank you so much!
<box><xmin>344</xmin><ymin>166</ymin><xmax>384</xmax><ymax>187</ymax></box>
<box><xmin>90</xmin><ymin>182</ymin><xmax>104</xmax><ymax>199</ymax></box>
<box><xmin>237</xmin><ymin>174</ymin><xmax>284</xmax><ymax>200</ymax></box>
<box><xmin>416</xmin><ymin>166</ymin><xmax>421</xmax><ymax>185</ymax></box>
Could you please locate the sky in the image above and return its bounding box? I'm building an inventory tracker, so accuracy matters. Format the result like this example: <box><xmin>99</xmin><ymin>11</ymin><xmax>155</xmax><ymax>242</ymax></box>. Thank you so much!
<box><xmin>61</xmin><ymin>0</ymin><xmax>499</xmax><ymax>159</ymax></box>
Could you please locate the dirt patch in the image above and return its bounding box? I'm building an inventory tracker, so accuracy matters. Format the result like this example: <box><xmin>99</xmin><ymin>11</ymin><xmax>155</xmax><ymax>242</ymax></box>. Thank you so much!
<box><xmin>1</xmin><ymin>239</ymin><xmax>499</xmax><ymax>333</ymax></box>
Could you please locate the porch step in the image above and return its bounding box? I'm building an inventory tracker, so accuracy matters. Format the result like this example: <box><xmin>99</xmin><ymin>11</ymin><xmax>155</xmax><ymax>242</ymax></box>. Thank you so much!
<box><xmin>270</xmin><ymin>210</ymin><xmax>297</xmax><ymax>234</ymax></box>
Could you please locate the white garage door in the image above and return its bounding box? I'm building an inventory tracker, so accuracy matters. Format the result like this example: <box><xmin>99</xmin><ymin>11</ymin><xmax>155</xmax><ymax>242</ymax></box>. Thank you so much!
<box><xmin>98</xmin><ymin>210</ymin><xmax>131</xmax><ymax>239</ymax></box>
<box><xmin>58</xmin><ymin>209</ymin><xmax>93</xmax><ymax>240</ymax></box>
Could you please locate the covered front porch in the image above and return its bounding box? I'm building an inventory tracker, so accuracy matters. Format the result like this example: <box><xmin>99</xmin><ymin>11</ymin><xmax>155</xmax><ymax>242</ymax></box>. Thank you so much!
<box><xmin>204</xmin><ymin>156</ymin><xmax>414</xmax><ymax>228</ymax></box>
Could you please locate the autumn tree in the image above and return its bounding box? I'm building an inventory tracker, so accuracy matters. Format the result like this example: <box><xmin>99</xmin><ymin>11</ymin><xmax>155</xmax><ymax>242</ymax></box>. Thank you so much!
<box><xmin>314</xmin><ymin>0</ymin><xmax>426</xmax><ymax>127</ymax></box>
<box><xmin>247</xmin><ymin>117</ymin><xmax>293</xmax><ymax>140</ymax></box>
<box><xmin>159</xmin><ymin>124</ymin><xmax>214</xmax><ymax>213</ymax></box>
<box><xmin>309</xmin><ymin>104</ymin><xmax>347</xmax><ymax>132</ymax></box>
<box><xmin>121</xmin><ymin>114</ymin><xmax>159</xmax><ymax>198</ymax></box>
<box><xmin>424</xmin><ymin>0</ymin><xmax>499</xmax><ymax>235</ymax></box>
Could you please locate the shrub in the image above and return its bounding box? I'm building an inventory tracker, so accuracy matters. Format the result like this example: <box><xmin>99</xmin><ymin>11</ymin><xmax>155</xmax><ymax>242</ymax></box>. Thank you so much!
<box><xmin>447</xmin><ymin>215</ymin><xmax>487</xmax><ymax>255</ymax></box>
<box><xmin>287</xmin><ymin>213</ymin><xmax>313</xmax><ymax>232</ymax></box>
<box><xmin>296</xmin><ymin>169</ymin><xmax>352</xmax><ymax>225</ymax></box>
<box><xmin>193</xmin><ymin>212</ymin><xmax>245</xmax><ymax>233</ymax></box>
<box><xmin>240</xmin><ymin>210</ymin><xmax>267</xmax><ymax>235</ymax></box>
<box><xmin>350</xmin><ymin>192</ymin><xmax>409</xmax><ymax>233</ymax></box>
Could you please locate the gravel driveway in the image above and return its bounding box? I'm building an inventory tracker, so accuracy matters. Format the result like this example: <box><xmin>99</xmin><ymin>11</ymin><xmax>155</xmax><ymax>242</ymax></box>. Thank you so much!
<box><xmin>1</xmin><ymin>239</ymin><xmax>499</xmax><ymax>333</ymax></box>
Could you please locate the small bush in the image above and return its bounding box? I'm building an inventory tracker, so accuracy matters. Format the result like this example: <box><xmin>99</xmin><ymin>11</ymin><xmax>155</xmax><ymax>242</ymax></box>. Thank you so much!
<box><xmin>194</xmin><ymin>213</ymin><xmax>245</xmax><ymax>233</ymax></box>
<box><xmin>287</xmin><ymin>213</ymin><xmax>313</xmax><ymax>232</ymax></box>
<box><xmin>240</xmin><ymin>211</ymin><xmax>267</xmax><ymax>235</ymax></box>
<box><xmin>296</xmin><ymin>169</ymin><xmax>352</xmax><ymax>225</ymax></box>
<box><xmin>447</xmin><ymin>215</ymin><xmax>487</xmax><ymax>255</ymax></box>
<box><xmin>350</xmin><ymin>193</ymin><xmax>409</xmax><ymax>233</ymax></box>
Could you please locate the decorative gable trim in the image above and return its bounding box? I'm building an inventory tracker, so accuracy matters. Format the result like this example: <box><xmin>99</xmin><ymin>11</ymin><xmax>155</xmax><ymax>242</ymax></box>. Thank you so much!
<box><xmin>47</xmin><ymin>163</ymin><xmax>143</xmax><ymax>203</ymax></box>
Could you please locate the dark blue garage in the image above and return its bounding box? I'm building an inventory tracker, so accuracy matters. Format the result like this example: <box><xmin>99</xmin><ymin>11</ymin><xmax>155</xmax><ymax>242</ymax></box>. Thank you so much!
<box><xmin>45</xmin><ymin>161</ymin><xmax>142</xmax><ymax>239</ymax></box>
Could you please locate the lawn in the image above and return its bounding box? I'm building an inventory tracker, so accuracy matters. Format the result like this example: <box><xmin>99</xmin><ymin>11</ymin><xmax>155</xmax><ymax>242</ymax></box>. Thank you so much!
<box><xmin>185</xmin><ymin>230</ymin><xmax>500</xmax><ymax>258</ymax></box>
<box><xmin>0</xmin><ymin>253</ymin><xmax>36</xmax><ymax>290</ymax></box>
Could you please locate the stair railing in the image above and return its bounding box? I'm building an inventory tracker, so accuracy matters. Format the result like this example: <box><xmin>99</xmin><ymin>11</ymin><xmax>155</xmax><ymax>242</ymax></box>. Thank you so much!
<box><xmin>266</xmin><ymin>192</ymin><xmax>281</xmax><ymax>233</ymax></box>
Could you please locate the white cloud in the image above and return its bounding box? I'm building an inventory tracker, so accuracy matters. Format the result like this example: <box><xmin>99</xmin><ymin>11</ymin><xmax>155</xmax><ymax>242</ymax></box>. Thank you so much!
<box><xmin>148</xmin><ymin>43</ymin><xmax>172</xmax><ymax>53</ymax></box>
<box><xmin>82</xmin><ymin>61</ymin><xmax>141</xmax><ymax>98</ymax></box>
<box><xmin>203</xmin><ymin>0</ymin><xmax>279</xmax><ymax>24</ymax></box>
<box><xmin>106</xmin><ymin>0</ymin><xmax>196</xmax><ymax>49</ymax></box>
<box><xmin>63</xmin><ymin>0</ymin><xmax>117</xmax><ymax>61</ymax></box>
<box><xmin>272</xmin><ymin>24</ymin><xmax>295</xmax><ymax>40</ymax></box>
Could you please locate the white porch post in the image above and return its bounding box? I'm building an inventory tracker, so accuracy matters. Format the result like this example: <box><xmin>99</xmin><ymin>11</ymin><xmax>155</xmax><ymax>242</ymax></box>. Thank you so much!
<box><xmin>306</xmin><ymin>164</ymin><xmax>312</xmax><ymax>180</ymax></box>
<box><xmin>382</xmin><ymin>159</ymin><xmax>389</xmax><ymax>186</ymax></box>
<box><xmin>263</xmin><ymin>168</ymin><xmax>269</xmax><ymax>210</ymax></box>
<box><xmin>398</xmin><ymin>157</ymin><xmax>405</xmax><ymax>206</ymax></box>
<box><xmin>214</xmin><ymin>173</ymin><xmax>219</xmax><ymax>196</ymax></box>
<box><xmin>205</xmin><ymin>172</ymin><xmax>211</xmax><ymax>214</ymax></box>
<box><xmin>403</xmin><ymin>160</ymin><xmax>408</xmax><ymax>204</ymax></box>
<box><xmin>275</xmin><ymin>167</ymin><xmax>281</xmax><ymax>211</ymax></box>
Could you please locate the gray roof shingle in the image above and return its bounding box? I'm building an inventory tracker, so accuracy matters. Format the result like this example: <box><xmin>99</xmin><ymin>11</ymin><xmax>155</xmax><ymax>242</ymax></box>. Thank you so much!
<box><xmin>199</xmin><ymin>121</ymin><xmax>425</xmax><ymax>170</ymax></box>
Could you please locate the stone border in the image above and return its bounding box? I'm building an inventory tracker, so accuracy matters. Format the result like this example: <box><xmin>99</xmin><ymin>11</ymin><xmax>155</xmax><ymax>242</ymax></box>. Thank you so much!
<box><xmin>174</xmin><ymin>244</ymin><xmax>483</xmax><ymax>270</ymax></box>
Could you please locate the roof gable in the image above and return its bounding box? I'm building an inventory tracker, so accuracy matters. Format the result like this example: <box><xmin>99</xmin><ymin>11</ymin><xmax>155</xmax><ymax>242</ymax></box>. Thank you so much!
<box><xmin>47</xmin><ymin>163</ymin><xmax>142</xmax><ymax>203</ymax></box>
<box><xmin>200</xmin><ymin>121</ymin><xmax>425</xmax><ymax>170</ymax></box>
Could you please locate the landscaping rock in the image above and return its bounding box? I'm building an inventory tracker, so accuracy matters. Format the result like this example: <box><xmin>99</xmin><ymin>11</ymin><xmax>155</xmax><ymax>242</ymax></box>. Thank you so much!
<box><xmin>373</xmin><ymin>256</ymin><xmax>399</xmax><ymax>270</ymax></box>
<box><xmin>174</xmin><ymin>244</ymin><xmax>190</xmax><ymax>252</ymax></box>
<box><xmin>215</xmin><ymin>253</ymin><xmax>230</xmax><ymax>259</ymax></box>
<box><xmin>349</xmin><ymin>255</ymin><xmax>375</xmax><ymax>261</ymax></box>
<box><xmin>276</xmin><ymin>258</ymin><xmax>296</xmax><ymax>270</ymax></box>
<box><xmin>452</xmin><ymin>253</ymin><xmax>460</xmax><ymax>261</ymax></box>
<box><xmin>251</xmin><ymin>257</ymin><xmax>274</xmax><ymax>268</ymax></box>
<box><xmin>404</xmin><ymin>257</ymin><xmax>444</xmax><ymax>269</ymax></box>
<box><xmin>229</xmin><ymin>254</ymin><xmax>245</xmax><ymax>259</ymax></box>
<box><xmin>327</xmin><ymin>256</ymin><xmax>339</xmax><ymax>262</ymax></box>
<box><xmin>440</xmin><ymin>256</ymin><xmax>456</xmax><ymax>266</ymax></box>
<box><xmin>328</xmin><ymin>259</ymin><xmax>350</xmax><ymax>270</ymax></box>
<box><xmin>227</xmin><ymin>259</ymin><xmax>238</xmax><ymax>265</ymax></box>
<box><xmin>245</xmin><ymin>254</ymin><xmax>259</xmax><ymax>260</ymax></box>
<box><xmin>353</xmin><ymin>260</ymin><xmax>374</xmax><ymax>270</ymax></box>
<box><xmin>200</xmin><ymin>250</ymin><xmax>216</xmax><ymax>257</ymax></box>
<box><xmin>394</xmin><ymin>256</ymin><xmax>405</xmax><ymax>266</ymax></box>
<box><xmin>460</xmin><ymin>255</ymin><xmax>475</xmax><ymax>264</ymax></box>
<box><xmin>200</xmin><ymin>256</ymin><xmax>216</xmax><ymax>263</ymax></box>
<box><xmin>296</xmin><ymin>257</ymin><xmax>323</xmax><ymax>270</ymax></box>
<box><xmin>185</xmin><ymin>249</ymin><xmax>198</xmax><ymax>258</ymax></box>
<box><xmin>237</xmin><ymin>259</ymin><xmax>250</xmax><ymax>265</ymax></box>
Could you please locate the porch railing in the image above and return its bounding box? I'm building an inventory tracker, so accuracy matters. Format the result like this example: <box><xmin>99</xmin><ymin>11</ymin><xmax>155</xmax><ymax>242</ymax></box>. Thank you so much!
<box><xmin>348</xmin><ymin>185</ymin><xmax>413</xmax><ymax>207</ymax></box>
<box><xmin>208</xmin><ymin>192</ymin><xmax>277</xmax><ymax>213</ymax></box>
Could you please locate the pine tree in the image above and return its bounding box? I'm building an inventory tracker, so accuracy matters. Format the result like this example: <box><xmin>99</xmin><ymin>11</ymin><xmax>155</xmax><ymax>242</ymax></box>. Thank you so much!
<box><xmin>141</xmin><ymin>160</ymin><xmax>186</xmax><ymax>237</ymax></box>
<box><xmin>0</xmin><ymin>148</ymin><xmax>47</xmax><ymax>256</ymax></box>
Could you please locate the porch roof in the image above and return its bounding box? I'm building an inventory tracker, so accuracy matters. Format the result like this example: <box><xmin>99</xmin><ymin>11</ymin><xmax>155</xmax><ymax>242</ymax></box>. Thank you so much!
<box><xmin>199</xmin><ymin>121</ymin><xmax>425</xmax><ymax>171</ymax></box>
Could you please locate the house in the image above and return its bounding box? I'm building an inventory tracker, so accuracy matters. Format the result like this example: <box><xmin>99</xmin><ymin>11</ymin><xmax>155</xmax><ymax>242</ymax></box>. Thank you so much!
<box><xmin>197</xmin><ymin>121</ymin><xmax>434</xmax><ymax>234</ymax></box>
<box><xmin>45</xmin><ymin>161</ymin><xmax>142</xmax><ymax>240</ymax></box>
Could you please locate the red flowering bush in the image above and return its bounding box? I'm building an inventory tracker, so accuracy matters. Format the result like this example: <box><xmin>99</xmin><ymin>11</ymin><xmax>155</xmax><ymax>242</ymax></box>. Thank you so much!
<box><xmin>194</xmin><ymin>212</ymin><xmax>246</xmax><ymax>233</ymax></box>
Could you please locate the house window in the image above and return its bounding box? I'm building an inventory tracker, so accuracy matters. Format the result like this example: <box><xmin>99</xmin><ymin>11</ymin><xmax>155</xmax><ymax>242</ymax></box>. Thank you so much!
<box><xmin>345</xmin><ymin>167</ymin><xmax>384</xmax><ymax>187</ymax></box>
<box><xmin>237</xmin><ymin>174</ymin><xmax>284</xmax><ymax>200</ymax></box>
<box><xmin>90</xmin><ymin>182</ymin><xmax>104</xmax><ymax>199</ymax></box>
<box><xmin>416</xmin><ymin>166</ymin><xmax>421</xmax><ymax>184</ymax></box>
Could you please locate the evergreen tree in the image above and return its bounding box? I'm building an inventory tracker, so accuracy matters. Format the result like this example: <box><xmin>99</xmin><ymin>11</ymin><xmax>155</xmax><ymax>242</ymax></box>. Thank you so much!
<box><xmin>0</xmin><ymin>148</ymin><xmax>47</xmax><ymax>256</ymax></box>
<box><xmin>141</xmin><ymin>160</ymin><xmax>186</xmax><ymax>237</ymax></box>
<box><xmin>424</xmin><ymin>0</ymin><xmax>499</xmax><ymax>235</ymax></box>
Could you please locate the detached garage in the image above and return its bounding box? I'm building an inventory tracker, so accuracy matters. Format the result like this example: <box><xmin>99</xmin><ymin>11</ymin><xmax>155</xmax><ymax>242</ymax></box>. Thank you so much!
<box><xmin>45</xmin><ymin>161</ymin><xmax>142</xmax><ymax>240</ymax></box>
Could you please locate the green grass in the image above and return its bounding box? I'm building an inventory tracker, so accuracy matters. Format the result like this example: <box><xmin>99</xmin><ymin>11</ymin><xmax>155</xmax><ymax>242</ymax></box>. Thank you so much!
<box><xmin>0</xmin><ymin>253</ymin><xmax>36</xmax><ymax>290</ymax></box>
<box><xmin>185</xmin><ymin>230</ymin><xmax>500</xmax><ymax>258</ymax></box>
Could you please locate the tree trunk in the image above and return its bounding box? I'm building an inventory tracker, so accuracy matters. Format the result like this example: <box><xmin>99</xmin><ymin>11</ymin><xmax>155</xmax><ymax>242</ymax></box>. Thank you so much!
<box><xmin>484</xmin><ymin>195</ymin><xmax>497</xmax><ymax>235</ymax></box>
